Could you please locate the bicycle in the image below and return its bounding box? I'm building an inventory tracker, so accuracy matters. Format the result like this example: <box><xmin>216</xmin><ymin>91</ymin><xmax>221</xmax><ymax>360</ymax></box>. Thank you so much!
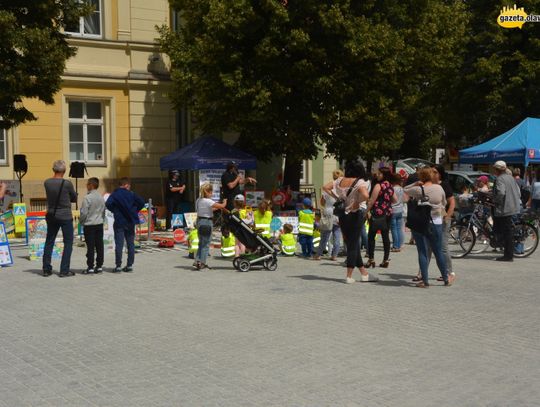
<box><xmin>449</xmin><ymin>194</ymin><xmax>539</xmax><ymax>258</ymax></box>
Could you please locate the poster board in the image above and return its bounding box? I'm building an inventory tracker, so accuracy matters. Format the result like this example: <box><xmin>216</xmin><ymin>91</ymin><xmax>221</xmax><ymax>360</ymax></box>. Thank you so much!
<box><xmin>275</xmin><ymin>216</ymin><xmax>299</xmax><ymax>234</ymax></box>
<box><xmin>199</xmin><ymin>169</ymin><xmax>245</xmax><ymax>201</ymax></box>
<box><xmin>26</xmin><ymin>217</ymin><xmax>63</xmax><ymax>261</ymax></box>
<box><xmin>13</xmin><ymin>203</ymin><xmax>27</xmax><ymax>233</ymax></box>
<box><xmin>171</xmin><ymin>214</ymin><xmax>184</xmax><ymax>228</ymax></box>
<box><xmin>0</xmin><ymin>222</ymin><xmax>13</xmax><ymax>266</ymax></box>
<box><xmin>183</xmin><ymin>212</ymin><xmax>198</xmax><ymax>229</ymax></box>
<box><xmin>0</xmin><ymin>211</ymin><xmax>15</xmax><ymax>234</ymax></box>
<box><xmin>245</xmin><ymin>191</ymin><xmax>265</xmax><ymax>208</ymax></box>
<box><xmin>0</xmin><ymin>181</ymin><xmax>20</xmax><ymax>213</ymax></box>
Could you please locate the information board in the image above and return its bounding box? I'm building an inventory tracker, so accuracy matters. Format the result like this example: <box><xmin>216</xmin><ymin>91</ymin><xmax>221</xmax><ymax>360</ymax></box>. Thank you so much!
<box><xmin>0</xmin><ymin>211</ymin><xmax>15</xmax><ymax>234</ymax></box>
<box><xmin>0</xmin><ymin>181</ymin><xmax>20</xmax><ymax>213</ymax></box>
<box><xmin>275</xmin><ymin>216</ymin><xmax>299</xmax><ymax>234</ymax></box>
<box><xmin>0</xmin><ymin>222</ymin><xmax>13</xmax><ymax>266</ymax></box>
<box><xmin>183</xmin><ymin>212</ymin><xmax>198</xmax><ymax>229</ymax></box>
<box><xmin>26</xmin><ymin>217</ymin><xmax>63</xmax><ymax>261</ymax></box>
<box><xmin>13</xmin><ymin>203</ymin><xmax>27</xmax><ymax>233</ymax></box>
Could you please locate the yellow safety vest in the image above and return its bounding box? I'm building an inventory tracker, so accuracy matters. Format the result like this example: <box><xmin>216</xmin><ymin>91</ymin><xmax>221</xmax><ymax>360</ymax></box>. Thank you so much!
<box><xmin>280</xmin><ymin>233</ymin><xmax>296</xmax><ymax>256</ymax></box>
<box><xmin>254</xmin><ymin>210</ymin><xmax>272</xmax><ymax>237</ymax></box>
<box><xmin>298</xmin><ymin>210</ymin><xmax>315</xmax><ymax>236</ymax></box>
<box><xmin>188</xmin><ymin>229</ymin><xmax>199</xmax><ymax>253</ymax></box>
<box><xmin>221</xmin><ymin>234</ymin><xmax>236</xmax><ymax>257</ymax></box>
<box><xmin>313</xmin><ymin>229</ymin><xmax>321</xmax><ymax>248</ymax></box>
<box><xmin>239</xmin><ymin>208</ymin><xmax>247</xmax><ymax>220</ymax></box>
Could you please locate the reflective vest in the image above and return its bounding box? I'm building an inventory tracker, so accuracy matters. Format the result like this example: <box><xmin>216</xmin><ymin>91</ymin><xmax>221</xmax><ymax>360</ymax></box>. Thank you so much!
<box><xmin>188</xmin><ymin>229</ymin><xmax>199</xmax><ymax>253</ymax></box>
<box><xmin>313</xmin><ymin>229</ymin><xmax>321</xmax><ymax>249</ymax></box>
<box><xmin>298</xmin><ymin>210</ymin><xmax>315</xmax><ymax>236</ymax></box>
<box><xmin>254</xmin><ymin>210</ymin><xmax>272</xmax><ymax>237</ymax></box>
<box><xmin>280</xmin><ymin>233</ymin><xmax>296</xmax><ymax>256</ymax></box>
<box><xmin>238</xmin><ymin>208</ymin><xmax>248</xmax><ymax>221</ymax></box>
<box><xmin>221</xmin><ymin>234</ymin><xmax>236</xmax><ymax>257</ymax></box>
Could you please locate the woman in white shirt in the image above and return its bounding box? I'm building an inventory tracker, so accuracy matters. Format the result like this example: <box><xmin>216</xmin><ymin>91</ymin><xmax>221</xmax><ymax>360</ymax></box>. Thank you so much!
<box><xmin>314</xmin><ymin>170</ymin><xmax>343</xmax><ymax>261</ymax></box>
<box><xmin>322</xmin><ymin>160</ymin><xmax>377</xmax><ymax>284</ymax></box>
<box><xmin>195</xmin><ymin>183</ymin><xmax>227</xmax><ymax>270</ymax></box>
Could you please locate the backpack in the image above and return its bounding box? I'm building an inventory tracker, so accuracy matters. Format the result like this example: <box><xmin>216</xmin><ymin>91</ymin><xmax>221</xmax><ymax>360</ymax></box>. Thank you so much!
<box><xmin>405</xmin><ymin>186</ymin><xmax>432</xmax><ymax>235</ymax></box>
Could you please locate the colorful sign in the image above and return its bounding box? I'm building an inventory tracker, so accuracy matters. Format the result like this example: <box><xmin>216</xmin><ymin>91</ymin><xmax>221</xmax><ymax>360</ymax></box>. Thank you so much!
<box><xmin>173</xmin><ymin>228</ymin><xmax>186</xmax><ymax>243</ymax></box>
<box><xmin>0</xmin><ymin>181</ymin><xmax>21</xmax><ymax>213</ymax></box>
<box><xmin>245</xmin><ymin>191</ymin><xmax>265</xmax><ymax>208</ymax></box>
<box><xmin>26</xmin><ymin>217</ymin><xmax>63</xmax><ymax>261</ymax></box>
<box><xmin>0</xmin><ymin>211</ymin><xmax>15</xmax><ymax>234</ymax></box>
<box><xmin>171</xmin><ymin>213</ymin><xmax>184</xmax><ymax>228</ymax></box>
<box><xmin>183</xmin><ymin>212</ymin><xmax>198</xmax><ymax>229</ymax></box>
<box><xmin>0</xmin><ymin>222</ymin><xmax>13</xmax><ymax>266</ymax></box>
<box><xmin>275</xmin><ymin>216</ymin><xmax>299</xmax><ymax>234</ymax></box>
<box><xmin>13</xmin><ymin>203</ymin><xmax>27</xmax><ymax>233</ymax></box>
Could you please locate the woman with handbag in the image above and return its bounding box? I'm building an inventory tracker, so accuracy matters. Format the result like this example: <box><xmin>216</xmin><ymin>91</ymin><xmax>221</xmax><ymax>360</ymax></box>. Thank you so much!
<box><xmin>322</xmin><ymin>160</ymin><xmax>377</xmax><ymax>284</ymax></box>
<box><xmin>365</xmin><ymin>167</ymin><xmax>396</xmax><ymax>268</ymax></box>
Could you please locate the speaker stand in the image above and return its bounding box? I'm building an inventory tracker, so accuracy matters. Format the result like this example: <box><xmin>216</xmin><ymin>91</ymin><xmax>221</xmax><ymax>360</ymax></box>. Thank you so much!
<box><xmin>15</xmin><ymin>170</ymin><xmax>26</xmax><ymax>204</ymax></box>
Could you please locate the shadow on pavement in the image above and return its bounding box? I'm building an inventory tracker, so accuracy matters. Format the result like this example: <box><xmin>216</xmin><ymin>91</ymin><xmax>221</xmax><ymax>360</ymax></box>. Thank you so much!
<box><xmin>289</xmin><ymin>275</ymin><xmax>346</xmax><ymax>284</ymax></box>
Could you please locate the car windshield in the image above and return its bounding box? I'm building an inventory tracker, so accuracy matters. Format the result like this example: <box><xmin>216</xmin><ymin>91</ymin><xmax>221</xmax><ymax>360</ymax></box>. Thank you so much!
<box><xmin>401</xmin><ymin>158</ymin><xmax>434</xmax><ymax>168</ymax></box>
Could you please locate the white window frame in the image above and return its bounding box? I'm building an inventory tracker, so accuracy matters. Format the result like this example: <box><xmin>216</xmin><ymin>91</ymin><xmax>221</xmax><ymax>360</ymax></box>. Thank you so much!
<box><xmin>68</xmin><ymin>100</ymin><xmax>105</xmax><ymax>165</ymax></box>
<box><xmin>65</xmin><ymin>0</ymin><xmax>102</xmax><ymax>39</ymax></box>
<box><xmin>0</xmin><ymin>129</ymin><xmax>6</xmax><ymax>165</ymax></box>
<box><xmin>300</xmin><ymin>160</ymin><xmax>309</xmax><ymax>185</ymax></box>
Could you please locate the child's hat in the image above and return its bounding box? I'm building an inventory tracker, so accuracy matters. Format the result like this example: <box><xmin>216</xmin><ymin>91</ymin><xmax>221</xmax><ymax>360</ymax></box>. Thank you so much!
<box><xmin>303</xmin><ymin>197</ymin><xmax>312</xmax><ymax>207</ymax></box>
<box><xmin>234</xmin><ymin>194</ymin><xmax>245</xmax><ymax>201</ymax></box>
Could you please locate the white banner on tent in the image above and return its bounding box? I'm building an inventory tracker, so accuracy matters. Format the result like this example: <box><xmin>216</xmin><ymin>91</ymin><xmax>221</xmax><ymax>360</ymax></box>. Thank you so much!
<box><xmin>199</xmin><ymin>169</ymin><xmax>244</xmax><ymax>201</ymax></box>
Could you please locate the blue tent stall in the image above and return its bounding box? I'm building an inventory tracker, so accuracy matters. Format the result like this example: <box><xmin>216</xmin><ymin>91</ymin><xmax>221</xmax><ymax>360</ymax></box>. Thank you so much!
<box><xmin>459</xmin><ymin>118</ymin><xmax>540</xmax><ymax>166</ymax></box>
<box><xmin>160</xmin><ymin>135</ymin><xmax>257</xmax><ymax>171</ymax></box>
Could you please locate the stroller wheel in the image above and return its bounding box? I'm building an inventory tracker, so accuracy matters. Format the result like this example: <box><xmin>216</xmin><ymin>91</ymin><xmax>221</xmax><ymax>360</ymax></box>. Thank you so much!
<box><xmin>238</xmin><ymin>259</ymin><xmax>251</xmax><ymax>272</ymax></box>
<box><xmin>264</xmin><ymin>258</ymin><xmax>278</xmax><ymax>271</ymax></box>
<box><xmin>233</xmin><ymin>257</ymin><xmax>241</xmax><ymax>270</ymax></box>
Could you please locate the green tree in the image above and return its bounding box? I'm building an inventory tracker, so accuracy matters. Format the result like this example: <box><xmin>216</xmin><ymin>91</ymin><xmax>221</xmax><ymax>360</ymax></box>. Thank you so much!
<box><xmin>160</xmin><ymin>0</ymin><xmax>468</xmax><ymax>165</ymax></box>
<box><xmin>445</xmin><ymin>0</ymin><xmax>540</xmax><ymax>147</ymax></box>
<box><xmin>0</xmin><ymin>1</ymin><xmax>88</xmax><ymax>129</ymax></box>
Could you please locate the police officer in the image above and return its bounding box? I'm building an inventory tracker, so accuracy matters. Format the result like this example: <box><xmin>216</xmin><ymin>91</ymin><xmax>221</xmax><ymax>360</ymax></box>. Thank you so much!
<box><xmin>166</xmin><ymin>170</ymin><xmax>186</xmax><ymax>230</ymax></box>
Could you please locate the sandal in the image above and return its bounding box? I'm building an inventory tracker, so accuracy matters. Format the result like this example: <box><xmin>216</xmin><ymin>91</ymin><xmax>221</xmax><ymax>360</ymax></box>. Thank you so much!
<box><xmin>416</xmin><ymin>281</ymin><xmax>429</xmax><ymax>288</ymax></box>
<box><xmin>412</xmin><ymin>275</ymin><xmax>422</xmax><ymax>282</ymax></box>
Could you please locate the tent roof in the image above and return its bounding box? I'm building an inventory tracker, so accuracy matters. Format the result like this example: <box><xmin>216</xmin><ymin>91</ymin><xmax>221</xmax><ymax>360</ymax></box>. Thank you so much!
<box><xmin>160</xmin><ymin>135</ymin><xmax>257</xmax><ymax>171</ymax></box>
<box><xmin>459</xmin><ymin>117</ymin><xmax>540</xmax><ymax>165</ymax></box>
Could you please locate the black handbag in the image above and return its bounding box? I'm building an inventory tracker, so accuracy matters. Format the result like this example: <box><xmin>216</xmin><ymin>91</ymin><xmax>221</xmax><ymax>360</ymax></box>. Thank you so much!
<box><xmin>370</xmin><ymin>215</ymin><xmax>388</xmax><ymax>231</ymax></box>
<box><xmin>334</xmin><ymin>178</ymin><xmax>361</xmax><ymax>218</ymax></box>
<box><xmin>405</xmin><ymin>186</ymin><xmax>432</xmax><ymax>235</ymax></box>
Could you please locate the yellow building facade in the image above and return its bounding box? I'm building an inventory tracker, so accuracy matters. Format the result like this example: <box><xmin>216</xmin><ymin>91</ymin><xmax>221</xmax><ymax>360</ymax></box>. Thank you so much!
<box><xmin>2</xmin><ymin>0</ymin><xmax>177</xmax><ymax>208</ymax></box>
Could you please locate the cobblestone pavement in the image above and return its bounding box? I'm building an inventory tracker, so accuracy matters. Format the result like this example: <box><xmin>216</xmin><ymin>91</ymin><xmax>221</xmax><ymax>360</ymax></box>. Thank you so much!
<box><xmin>0</xmin><ymin>239</ymin><xmax>538</xmax><ymax>407</ymax></box>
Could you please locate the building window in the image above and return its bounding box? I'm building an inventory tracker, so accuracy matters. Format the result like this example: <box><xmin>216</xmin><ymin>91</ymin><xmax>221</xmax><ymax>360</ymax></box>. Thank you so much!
<box><xmin>65</xmin><ymin>0</ymin><xmax>102</xmax><ymax>38</ymax></box>
<box><xmin>0</xmin><ymin>129</ymin><xmax>6</xmax><ymax>164</ymax></box>
<box><xmin>300</xmin><ymin>160</ymin><xmax>308</xmax><ymax>185</ymax></box>
<box><xmin>68</xmin><ymin>101</ymin><xmax>104</xmax><ymax>164</ymax></box>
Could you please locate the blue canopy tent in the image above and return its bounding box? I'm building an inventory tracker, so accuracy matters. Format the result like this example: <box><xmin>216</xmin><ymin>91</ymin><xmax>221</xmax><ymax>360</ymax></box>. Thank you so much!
<box><xmin>160</xmin><ymin>135</ymin><xmax>257</xmax><ymax>170</ymax></box>
<box><xmin>459</xmin><ymin>117</ymin><xmax>540</xmax><ymax>166</ymax></box>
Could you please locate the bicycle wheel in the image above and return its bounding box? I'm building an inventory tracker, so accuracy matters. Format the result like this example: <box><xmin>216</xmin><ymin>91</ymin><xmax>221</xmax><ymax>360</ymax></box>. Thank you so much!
<box><xmin>514</xmin><ymin>223</ymin><xmax>539</xmax><ymax>258</ymax></box>
<box><xmin>449</xmin><ymin>224</ymin><xmax>476</xmax><ymax>258</ymax></box>
<box><xmin>470</xmin><ymin>230</ymin><xmax>490</xmax><ymax>254</ymax></box>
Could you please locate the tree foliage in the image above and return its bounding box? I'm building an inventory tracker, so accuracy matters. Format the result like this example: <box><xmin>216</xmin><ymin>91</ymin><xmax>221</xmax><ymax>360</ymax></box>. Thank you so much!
<box><xmin>159</xmin><ymin>1</ymin><xmax>471</xmax><ymax>162</ymax></box>
<box><xmin>445</xmin><ymin>0</ymin><xmax>540</xmax><ymax>147</ymax></box>
<box><xmin>0</xmin><ymin>1</ymin><xmax>88</xmax><ymax>129</ymax></box>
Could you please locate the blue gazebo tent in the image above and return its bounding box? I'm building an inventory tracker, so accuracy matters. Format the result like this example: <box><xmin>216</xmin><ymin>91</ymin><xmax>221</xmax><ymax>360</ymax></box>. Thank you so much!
<box><xmin>160</xmin><ymin>135</ymin><xmax>257</xmax><ymax>171</ymax></box>
<box><xmin>459</xmin><ymin>117</ymin><xmax>540</xmax><ymax>166</ymax></box>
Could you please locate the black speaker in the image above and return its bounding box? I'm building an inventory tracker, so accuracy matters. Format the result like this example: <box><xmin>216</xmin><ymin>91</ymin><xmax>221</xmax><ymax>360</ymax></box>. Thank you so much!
<box><xmin>69</xmin><ymin>161</ymin><xmax>87</xmax><ymax>178</ymax></box>
<box><xmin>14</xmin><ymin>154</ymin><xmax>28</xmax><ymax>173</ymax></box>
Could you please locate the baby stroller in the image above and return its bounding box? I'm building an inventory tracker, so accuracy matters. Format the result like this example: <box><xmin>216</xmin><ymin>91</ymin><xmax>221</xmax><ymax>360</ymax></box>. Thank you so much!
<box><xmin>226</xmin><ymin>213</ymin><xmax>278</xmax><ymax>272</ymax></box>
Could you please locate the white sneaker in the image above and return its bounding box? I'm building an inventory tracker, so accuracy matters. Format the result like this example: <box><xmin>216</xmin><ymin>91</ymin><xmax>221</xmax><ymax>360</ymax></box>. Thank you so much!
<box><xmin>360</xmin><ymin>273</ymin><xmax>379</xmax><ymax>283</ymax></box>
<box><xmin>345</xmin><ymin>277</ymin><xmax>356</xmax><ymax>284</ymax></box>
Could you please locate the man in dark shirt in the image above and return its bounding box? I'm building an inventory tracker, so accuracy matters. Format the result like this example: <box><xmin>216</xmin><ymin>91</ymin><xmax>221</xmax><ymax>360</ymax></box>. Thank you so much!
<box><xmin>221</xmin><ymin>162</ymin><xmax>256</xmax><ymax>210</ymax></box>
<box><xmin>43</xmin><ymin>160</ymin><xmax>78</xmax><ymax>277</ymax></box>
<box><xmin>165</xmin><ymin>170</ymin><xmax>186</xmax><ymax>230</ymax></box>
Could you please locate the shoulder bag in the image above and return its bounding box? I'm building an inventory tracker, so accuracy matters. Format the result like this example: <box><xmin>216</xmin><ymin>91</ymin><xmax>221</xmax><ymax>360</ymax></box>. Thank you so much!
<box><xmin>46</xmin><ymin>179</ymin><xmax>66</xmax><ymax>222</ymax></box>
<box><xmin>333</xmin><ymin>178</ymin><xmax>361</xmax><ymax>218</ymax></box>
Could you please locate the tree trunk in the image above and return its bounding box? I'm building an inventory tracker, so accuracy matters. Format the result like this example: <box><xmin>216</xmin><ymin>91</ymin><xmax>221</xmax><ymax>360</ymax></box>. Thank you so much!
<box><xmin>283</xmin><ymin>158</ymin><xmax>302</xmax><ymax>191</ymax></box>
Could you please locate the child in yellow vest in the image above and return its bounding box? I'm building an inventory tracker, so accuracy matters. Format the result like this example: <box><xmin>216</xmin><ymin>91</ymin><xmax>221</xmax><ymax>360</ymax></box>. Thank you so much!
<box><xmin>298</xmin><ymin>197</ymin><xmax>315</xmax><ymax>257</ymax></box>
<box><xmin>187</xmin><ymin>228</ymin><xmax>199</xmax><ymax>259</ymax></box>
<box><xmin>253</xmin><ymin>200</ymin><xmax>272</xmax><ymax>238</ymax></box>
<box><xmin>232</xmin><ymin>194</ymin><xmax>248</xmax><ymax>256</ymax></box>
<box><xmin>220</xmin><ymin>226</ymin><xmax>236</xmax><ymax>258</ymax></box>
<box><xmin>279</xmin><ymin>223</ymin><xmax>296</xmax><ymax>256</ymax></box>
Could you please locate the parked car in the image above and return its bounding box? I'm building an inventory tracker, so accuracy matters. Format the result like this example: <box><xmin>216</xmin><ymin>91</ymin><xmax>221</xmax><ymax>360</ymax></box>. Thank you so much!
<box><xmin>396</xmin><ymin>158</ymin><xmax>435</xmax><ymax>176</ymax></box>
<box><xmin>447</xmin><ymin>170</ymin><xmax>495</xmax><ymax>195</ymax></box>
